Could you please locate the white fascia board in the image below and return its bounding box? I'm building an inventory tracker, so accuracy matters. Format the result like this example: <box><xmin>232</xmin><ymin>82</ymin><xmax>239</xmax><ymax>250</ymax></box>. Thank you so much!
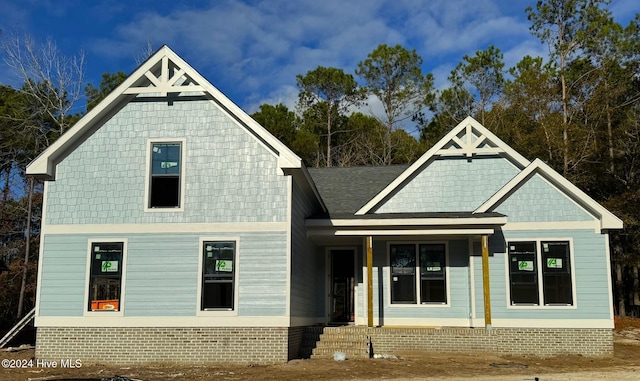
<box><xmin>355</xmin><ymin>116</ymin><xmax>530</xmax><ymax>215</ymax></box>
<box><xmin>27</xmin><ymin>45</ymin><xmax>303</xmax><ymax>179</ymax></box>
<box><xmin>297</xmin><ymin>166</ymin><xmax>328</xmax><ymax>213</ymax></box>
<box><xmin>306</xmin><ymin>216</ymin><xmax>507</xmax><ymax>227</ymax></box>
<box><xmin>162</xmin><ymin>48</ymin><xmax>303</xmax><ymax>170</ymax></box>
<box><xmin>25</xmin><ymin>48</ymin><xmax>172</xmax><ymax>179</ymax></box>
<box><xmin>310</xmin><ymin>228</ymin><xmax>495</xmax><ymax>236</ymax></box>
<box><xmin>475</xmin><ymin>158</ymin><xmax>623</xmax><ymax>230</ymax></box>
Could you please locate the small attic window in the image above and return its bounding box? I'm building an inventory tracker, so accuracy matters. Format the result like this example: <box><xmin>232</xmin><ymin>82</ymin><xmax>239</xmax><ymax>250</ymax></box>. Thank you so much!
<box><xmin>147</xmin><ymin>141</ymin><xmax>184</xmax><ymax>209</ymax></box>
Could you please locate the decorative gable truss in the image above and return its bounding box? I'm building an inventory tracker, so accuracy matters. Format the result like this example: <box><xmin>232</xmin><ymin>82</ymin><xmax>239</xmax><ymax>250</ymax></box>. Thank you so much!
<box><xmin>437</xmin><ymin>120</ymin><xmax>519</xmax><ymax>159</ymax></box>
<box><xmin>356</xmin><ymin>116</ymin><xmax>621</xmax><ymax>232</ymax></box>
<box><xmin>355</xmin><ymin>117</ymin><xmax>530</xmax><ymax>215</ymax></box>
<box><xmin>26</xmin><ymin>45</ymin><xmax>306</xmax><ymax>181</ymax></box>
<box><xmin>123</xmin><ymin>55</ymin><xmax>205</xmax><ymax>97</ymax></box>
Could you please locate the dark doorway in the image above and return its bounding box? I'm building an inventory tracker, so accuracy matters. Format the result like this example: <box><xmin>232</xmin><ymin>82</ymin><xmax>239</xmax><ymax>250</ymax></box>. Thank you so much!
<box><xmin>330</xmin><ymin>249</ymin><xmax>355</xmax><ymax>323</ymax></box>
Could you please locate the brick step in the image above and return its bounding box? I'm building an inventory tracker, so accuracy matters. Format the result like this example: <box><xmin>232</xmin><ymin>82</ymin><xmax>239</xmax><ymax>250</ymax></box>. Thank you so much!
<box><xmin>311</xmin><ymin>347</ymin><xmax>369</xmax><ymax>359</ymax></box>
<box><xmin>300</xmin><ymin>326</ymin><xmax>371</xmax><ymax>360</ymax></box>
<box><xmin>322</xmin><ymin>327</ymin><xmax>369</xmax><ymax>334</ymax></box>
<box><xmin>314</xmin><ymin>341</ymin><xmax>369</xmax><ymax>349</ymax></box>
<box><xmin>316</xmin><ymin>334</ymin><xmax>369</xmax><ymax>342</ymax></box>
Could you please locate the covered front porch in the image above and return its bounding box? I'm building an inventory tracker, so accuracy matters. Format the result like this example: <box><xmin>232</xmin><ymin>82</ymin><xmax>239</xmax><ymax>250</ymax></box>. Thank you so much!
<box><xmin>306</xmin><ymin>212</ymin><xmax>505</xmax><ymax>329</ymax></box>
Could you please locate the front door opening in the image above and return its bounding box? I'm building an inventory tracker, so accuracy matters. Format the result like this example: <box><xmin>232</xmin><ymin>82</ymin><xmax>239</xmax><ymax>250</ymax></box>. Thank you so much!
<box><xmin>330</xmin><ymin>249</ymin><xmax>355</xmax><ymax>323</ymax></box>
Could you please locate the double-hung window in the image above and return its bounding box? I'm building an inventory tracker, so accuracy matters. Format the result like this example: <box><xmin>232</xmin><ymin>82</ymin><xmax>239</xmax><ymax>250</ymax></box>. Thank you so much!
<box><xmin>508</xmin><ymin>240</ymin><xmax>573</xmax><ymax>306</ymax></box>
<box><xmin>390</xmin><ymin>243</ymin><xmax>448</xmax><ymax>305</ymax></box>
<box><xmin>201</xmin><ymin>241</ymin><xmax>236</xmax><ymax>310</ymax></box>
<box><xmin>148</xmin><ymin>141</ymin><xmax>183</xmax><ymax>209</ymax></box>
<box><xmin>88</xmin><ymin>242</ymin><xmax>124</xmax><ymax>311</ymax></box>
<box><xmin>420</xmin><ymin>244</ymin><xmax>447</xmax><ymax>303</ymax></box>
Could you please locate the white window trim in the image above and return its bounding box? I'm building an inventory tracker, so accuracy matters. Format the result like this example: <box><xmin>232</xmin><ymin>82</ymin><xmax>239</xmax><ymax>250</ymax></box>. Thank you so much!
<box><xmin>83</xmin><ymin>238</ymin><xmax>128</xmax><ymax>317</ymax></box>
<box><xmin>144</xmin><ymin>138</ymin><xmax>187</xmax><ymax>212</ymax></box>
<box><xmin>196</xmin><ymin>236</ymin><xmax>240</xmax><ymax>317</ymax></box>
<box><xmin>386</xmin><ymin>240</ymin><xmax>451</xmax><ymax>308</ymax></box>
<box><xmin>504</xmin><ymin>237</ymin><xmax>577</xmax><ymax>310</ymax></box>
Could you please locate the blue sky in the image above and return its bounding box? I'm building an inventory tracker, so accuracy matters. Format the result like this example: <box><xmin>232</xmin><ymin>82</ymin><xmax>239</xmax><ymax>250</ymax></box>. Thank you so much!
<box><xmin>1</xmin><ymin>0</ymin><xmax>638</xmax><ymax>121</ymax></box>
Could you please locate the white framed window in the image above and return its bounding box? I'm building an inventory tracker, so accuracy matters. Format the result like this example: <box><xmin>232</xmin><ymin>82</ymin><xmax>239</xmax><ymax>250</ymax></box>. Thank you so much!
<box><xmin>144</xmin><ymin>138</ymin><xmax>186</xmax><ymax>212</ymax></box>
<box><xmin>196</xmin><ymin>238</ymin><xmax>239</xmax><ymax>316</ymax></box>
<box><xmin>389</xmin><ymin>242</ymin><xmax>449</xmax><ymax>305</ymax></box>
<box><xmin>507</xmin><ymin>239</ymin><xmax>575</xmax><ymax>307</ymax></box>
<box><xmin>84</xmin><ymin>238</ymin><xmax>127</xmax><ymax>316</ymax></box>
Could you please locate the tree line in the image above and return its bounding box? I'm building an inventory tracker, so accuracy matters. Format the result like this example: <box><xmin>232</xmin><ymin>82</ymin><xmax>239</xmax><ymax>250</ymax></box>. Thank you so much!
<box><xmin>1</xmin><ymin>0</ymin><xmax>640</xmax><ymax>330</ymax></box>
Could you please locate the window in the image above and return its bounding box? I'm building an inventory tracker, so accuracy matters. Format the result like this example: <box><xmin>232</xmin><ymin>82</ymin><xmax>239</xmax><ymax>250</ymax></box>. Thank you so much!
<box><xmin>541</xmin><ymin>242</ymin><xmax>573</xmax><ymax>305</ymax></box>
<box><xmin>149</xmin><ymin>141</ymin><xmax>182</xmax><ymax>208</ymax></box>
<box><xmin>508</xmin><ymin>242</ymin><xmax>539</xmax><ymax>304</ymax></box>
<box><xmin>390</xmin><ymin>244</ymin><xmax>416</xmax><ymax>303</ymax></box>
<box><xmin>88</xmin><ymin>242</ymin><xmax>124</xmax><ymax>311</ymax></box>
<box><xmin>420</xmin><ymin>244</ymin><xmax>447</xmax><ymax>303</ymax></box>
<box><xmin>201</xmin><ymin>241</ymin><xmax>236</xmax><ymax>310</ymax></box>
<box><xmin>390</xmin><ymin>243</ymin><xmax>447</xmax><ymax>304</ymax></box>
<box><xmin>508</xmin><ymin>240</ymin><xmax>573</xmax><ymax>306</ymax></box>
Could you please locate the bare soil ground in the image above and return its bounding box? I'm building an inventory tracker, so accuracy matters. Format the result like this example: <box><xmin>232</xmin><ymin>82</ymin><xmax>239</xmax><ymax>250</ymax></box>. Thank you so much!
<box><xmin>2</xmin><ymin>318</ymin><xmax>640</xmax><ymax>381</ymax></box>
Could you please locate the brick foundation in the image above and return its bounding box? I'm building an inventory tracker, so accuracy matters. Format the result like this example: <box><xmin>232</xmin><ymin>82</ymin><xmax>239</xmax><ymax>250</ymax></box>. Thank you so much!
<box><xmin>36</xmin><ymin>327</ymin><xmax>299</xmax><ymax>365</ymax></box>
<box><xmin>367</xmin><ymin>327</ymin><xmax>613</xmax><ymax>357</ymax></box>
<box><xmin>36</xmin><ymin>326</ymin><xmax>613</xmax><ymax>365</ymax></box>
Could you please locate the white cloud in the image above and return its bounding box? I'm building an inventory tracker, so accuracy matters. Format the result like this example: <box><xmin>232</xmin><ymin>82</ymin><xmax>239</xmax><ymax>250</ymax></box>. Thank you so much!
<box><xmin>6</xmin><ymin>0</ymin><xmax>551</xmax><ymax>112</ymax></box>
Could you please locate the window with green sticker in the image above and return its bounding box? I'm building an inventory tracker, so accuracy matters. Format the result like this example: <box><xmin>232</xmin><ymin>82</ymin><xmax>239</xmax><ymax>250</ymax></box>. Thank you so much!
<box><xmin>202</xmin><ymin>241</ymin><xmax>236</xmax><ymax>310</ymax></box>
<box><xmin>420</xmin><ymin>244</ymin><xmax>446</xmax><ymax>303</ymax></box>
<box><xmin>542</xmin><ymin>241</ymin><xmax>572</xmax><ymax>305</ymax></box>
<box><xmin>508</xmin><ymin>242</ymin><xmax>539</xmax><ymax>305</ymax></box>
<box><xmin>390</xmin><ymin>243</ymin><xmax>448</xmax><ymax>305</ymax></box>
<box><xmin>507</xmin><ymin>240</ymin><xmax>573</xmax><ymax>306</ymax></box>
<box><xmin>148</xmin><ymin>142</ymin><xmax>182</xmax><ymax>208</ymax></box>
<box><xmin>88</xmin><ymin>242</ymin><xmax>123</xmax><ymax>311</ymax></box>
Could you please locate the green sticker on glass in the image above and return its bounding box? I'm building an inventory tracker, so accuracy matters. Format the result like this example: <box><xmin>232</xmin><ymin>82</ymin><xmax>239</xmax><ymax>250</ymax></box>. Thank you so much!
<box><xmin>216</xmin><ymin>260</ymin><xmax>233</xmax><ymax>272</ymax></box>
<box><xmin>547</xmin><ymin>258</ymin><xmax>562</xmax><ymax>268</ymax></box>
<box><xmin>518</xmin><ymin>261</ymin><xmax>534</xmax><ymax>271</ymax></box>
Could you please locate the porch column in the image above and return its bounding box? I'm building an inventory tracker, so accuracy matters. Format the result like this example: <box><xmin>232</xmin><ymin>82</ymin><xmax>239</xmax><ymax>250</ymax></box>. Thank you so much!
<box><xmin>366</xmin><ymin>236</ymin><xmax>373</xmax><ymax>327</ymax></box>
<box><xmin>481</xmin><ymin>235</ymin><xmax>492</xmax><ymax>329</ymax></box>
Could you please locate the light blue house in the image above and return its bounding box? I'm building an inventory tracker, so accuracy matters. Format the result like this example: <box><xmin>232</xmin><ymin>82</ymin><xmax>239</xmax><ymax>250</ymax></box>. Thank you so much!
<box><xmin>27</xmin><ymin>46</ymin><xmax>623</xmax><ymax>364</ymax></box>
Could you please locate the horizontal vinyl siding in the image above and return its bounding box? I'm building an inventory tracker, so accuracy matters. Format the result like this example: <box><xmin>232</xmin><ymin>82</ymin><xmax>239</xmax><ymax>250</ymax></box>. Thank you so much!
<box><xmin>380</xmin><ymin>239</ymin><xmax>471</xmax><ymax>320</ymax></box>
<box><xmin>238</xmin><ymin>233</ymin><xmax>288</xmax><ymax>316</ymax></box>
<box><xmin>124</xmin><ymin>235</ymin><xmax>198</xmax><ymax>316</ymax></box>
<box><xmin>38</xmin><ymin>237</ymin><xmax>87</xmax><ymax>317</ymax></box>
<box><xmin>38</xmin><ymin>231</ymin><xmax>288</xmax><ymax>318</ymax></box>
<box><xmin>489</xmin><ymin>229</ymin><xmax>610</xmax><ymax>320</ymax></box>
<box><xmin>471</xmin><ymin>241</ymin><xmax>484</xmax><ymax>319</ymax></box>
<box><xmin>366</xmin><ymin>239</ymin><xmax>471</xmax><ymax>321</ymax></box>
<box><xmin>289</xmin><ymin>180</ymin><xmax>322</xmax><ymax>320</ymax></box>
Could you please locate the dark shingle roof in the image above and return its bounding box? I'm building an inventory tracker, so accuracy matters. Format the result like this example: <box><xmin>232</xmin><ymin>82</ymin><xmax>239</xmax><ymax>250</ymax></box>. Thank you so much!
<box><xmin>307</xmin><ymin>165</ymin><xmax>409</xmax><ymax>216</ymax></box>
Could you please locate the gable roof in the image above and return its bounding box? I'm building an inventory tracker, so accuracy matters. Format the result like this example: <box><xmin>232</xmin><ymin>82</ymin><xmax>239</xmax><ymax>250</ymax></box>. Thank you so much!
<box><xmin>308</xmin><ymin>165</ymin><xmax>409</xmax><ymax>216</ymax></box>
<box><xmin>355</xmin><ymin>116</ymin><xmax>530</xmax><ymax>215</ymax></box>
<box><xmin>474</xmin><ymin>158</ymin><xmax>623</xmax><ymax>230</ymax></box>
<box><xmin>26</xmin><ymin>45</ymin><xmax>303</xmax><ymax>180</ymax></box>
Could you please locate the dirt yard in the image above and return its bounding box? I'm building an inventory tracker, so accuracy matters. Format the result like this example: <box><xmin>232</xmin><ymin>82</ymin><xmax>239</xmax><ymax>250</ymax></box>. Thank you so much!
<box><xmin>2</xmin><ymin>319</ymin><xmax>640</xmax><ymax>381</ymax></box>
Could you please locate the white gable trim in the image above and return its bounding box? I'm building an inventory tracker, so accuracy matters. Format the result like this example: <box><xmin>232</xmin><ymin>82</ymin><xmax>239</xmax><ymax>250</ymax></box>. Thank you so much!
<box><xmin>474</xmin><ymin>158</ymin><xmax>623</xmax><ymax>231</ymax></box>
<box><xmin>355</xmin><ymin>116</ymin><xmax>530</xmax><ymax>215</ymax></box>
<box><xmin>26</xmin><ymin>45</ymin><xmax>302</xmax><ymax>179</ymax></box>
